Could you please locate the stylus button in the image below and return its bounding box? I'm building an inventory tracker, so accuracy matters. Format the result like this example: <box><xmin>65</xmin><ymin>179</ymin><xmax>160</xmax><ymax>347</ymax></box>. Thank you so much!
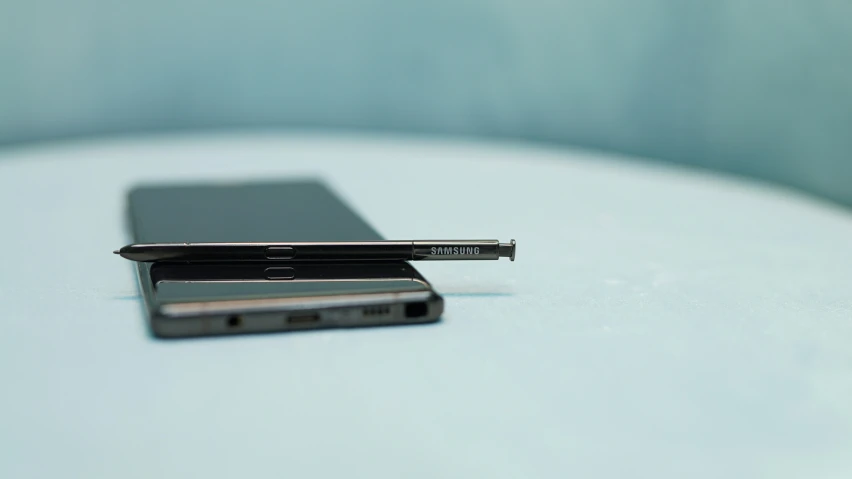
<box><xmin>265</xmin><ymin>267</ymin><xmax>296</xmax><ymax>280</ymax></box>
<box><xmin>266</xmin><ymin>246</ymin><xmax>295</xmax><ymax>259</ymax></box>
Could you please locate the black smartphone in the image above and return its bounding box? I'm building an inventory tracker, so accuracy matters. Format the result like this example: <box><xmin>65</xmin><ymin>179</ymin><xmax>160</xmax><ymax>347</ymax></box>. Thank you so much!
<box><xmin>127</xmin><ymin>180</ymin><xmax>443</xmax><ymax>338</ymax></box>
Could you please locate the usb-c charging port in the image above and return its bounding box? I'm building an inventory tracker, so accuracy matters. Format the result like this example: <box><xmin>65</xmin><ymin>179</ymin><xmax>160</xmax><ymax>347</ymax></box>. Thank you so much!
<box><xmin>288</xmin><ymin>313</ymin><xmax>320</xmax><ymax>324</ymax></box>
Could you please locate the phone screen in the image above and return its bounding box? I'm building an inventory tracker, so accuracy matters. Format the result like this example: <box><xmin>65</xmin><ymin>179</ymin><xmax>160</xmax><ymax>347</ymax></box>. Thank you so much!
<box><xmin>129</xmin><ymin>180</ymin><xmax>383</xmax><ymax>242</ymax></box>
<box><xmin>128</xmin><ymin>181</ymin><xmax>434</xmax><ymax>306</ymax></box>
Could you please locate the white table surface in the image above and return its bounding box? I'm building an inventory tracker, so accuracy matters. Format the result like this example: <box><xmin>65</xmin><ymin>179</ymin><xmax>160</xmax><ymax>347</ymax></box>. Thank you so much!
<box><xmin>1</xmin><ymin>132</ymin><xmax>851</xmax><ymax>478</ymax></box>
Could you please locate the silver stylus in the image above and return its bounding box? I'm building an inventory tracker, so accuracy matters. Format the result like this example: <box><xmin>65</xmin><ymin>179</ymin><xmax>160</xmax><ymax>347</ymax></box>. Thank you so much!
<box><xmin>114</xmin><ymin>239</ymin><xmax>517</xmax><ymax>263</ymax></box>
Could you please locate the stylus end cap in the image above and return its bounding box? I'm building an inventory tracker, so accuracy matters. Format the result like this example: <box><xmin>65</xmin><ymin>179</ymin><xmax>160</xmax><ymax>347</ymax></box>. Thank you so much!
<box><xmin>498</xmin><ymin>239</ymin><xmax>516</xmax><ymax>261</ymax></box>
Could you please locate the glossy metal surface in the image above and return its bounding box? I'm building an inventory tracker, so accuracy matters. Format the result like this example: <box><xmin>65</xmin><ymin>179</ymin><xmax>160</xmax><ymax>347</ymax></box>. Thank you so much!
<box><xmin>412</xmin><ymin>239</ymin><xmax>516</xmax><ymax>261</ymax></box>
<box><xmin>149</xmin><ymin>261</ymin><xmax>429</xmax><ymax>283</ymax></box>
<box><xmin>137</xmin><ymin>261</ymin><xmax>443</xmax><ymax>337</ymax></box>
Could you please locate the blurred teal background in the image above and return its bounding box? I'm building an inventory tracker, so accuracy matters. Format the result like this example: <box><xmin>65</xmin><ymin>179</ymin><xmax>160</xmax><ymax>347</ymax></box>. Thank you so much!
<box><xmin>2</xmin><ymin>1</ymin><xmax>851</xmax><ymax>204</ymax></box>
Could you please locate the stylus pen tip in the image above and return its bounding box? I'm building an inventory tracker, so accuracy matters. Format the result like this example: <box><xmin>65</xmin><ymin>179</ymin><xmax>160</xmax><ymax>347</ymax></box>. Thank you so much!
<box><xmin>113</xmin><ymin>249</ymin><xmax>120</xmax><ymax>254</ymax></box>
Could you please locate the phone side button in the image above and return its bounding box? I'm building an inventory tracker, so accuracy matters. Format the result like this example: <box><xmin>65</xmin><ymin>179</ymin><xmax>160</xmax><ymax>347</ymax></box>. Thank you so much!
<box><xmin>265</xmin><ymin>267</ymin><xmax>296</xmax><ymax>280</ymax></box>
<box><xmin>266</xmin><ymin>246</ymin><xmax>295</xmax><ymax>259</ymax></box>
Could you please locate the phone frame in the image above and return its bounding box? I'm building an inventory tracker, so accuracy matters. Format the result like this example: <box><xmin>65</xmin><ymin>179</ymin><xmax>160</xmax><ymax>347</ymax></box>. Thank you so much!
<box><xmin>127</xmin><ymin>181</ymin><xmax>444</xmax><ymax>338</ymax></box>
<box><xmin>138</xmin><ymin>262</ymin><xmax>443</xmax><ymax>338</ymax></box>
